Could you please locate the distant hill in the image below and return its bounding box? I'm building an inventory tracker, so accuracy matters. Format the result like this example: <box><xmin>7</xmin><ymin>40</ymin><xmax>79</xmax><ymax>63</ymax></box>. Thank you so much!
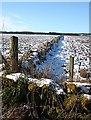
<box><xmin>0</xmin><ymin>31</ymin><xmax>90</xmax><ymax>36</ymax></box>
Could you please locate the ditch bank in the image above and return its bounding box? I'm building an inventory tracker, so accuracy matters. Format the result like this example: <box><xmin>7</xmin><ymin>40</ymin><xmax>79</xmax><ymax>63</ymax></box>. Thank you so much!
<box><xmin>21</xmin><ymin>35</ymin><xmax>64</xmax><ymax>80</ymax></box>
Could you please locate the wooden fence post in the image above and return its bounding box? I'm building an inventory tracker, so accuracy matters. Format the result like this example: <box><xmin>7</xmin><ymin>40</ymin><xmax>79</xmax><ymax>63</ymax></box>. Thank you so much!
<box><xmin>10</xmin><ymin>36</ymin><xmax>18</xmax><ymax>72</ymax></box>
<box><xmin>69</xmin><ymin>56</ymin><xmax>74</xmax><ymax>81</ymax></box>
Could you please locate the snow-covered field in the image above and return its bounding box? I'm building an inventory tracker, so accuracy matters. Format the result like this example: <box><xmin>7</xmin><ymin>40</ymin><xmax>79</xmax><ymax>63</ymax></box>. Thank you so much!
<box><xmin>62</xmin><ymin>36</ymin><xmax>90</xmax><ymax>80</ymax></box>
<box><xmin>0</xmin><ymin>34</ymin><xmax>90</xmax><ymax>79</ymax></box>
<box><xmin>36</xmin><ymin>35</ymin><xmax>91</xmax><ymax>81</ymax></box>
<box><xmin>0</xmin><ymin>34</ymin><xmax>57</xmax><ymax>59</ymax></box>
<box><xmin>0</xmin><ymin>34</ymin><xmax>91</xmax><ymax>96</ymax></box>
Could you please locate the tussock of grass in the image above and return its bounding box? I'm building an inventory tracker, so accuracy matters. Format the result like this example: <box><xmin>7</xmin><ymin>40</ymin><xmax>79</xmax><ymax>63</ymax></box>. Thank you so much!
<box><xmin>1</xmin><ymin>76</ymin><xmax>91</xmax><ymax>120</ymax></box>
<box><xmin>80</xmin><ymin>69</ymin><xmax>88</xmax><ymax>78</ymax></box>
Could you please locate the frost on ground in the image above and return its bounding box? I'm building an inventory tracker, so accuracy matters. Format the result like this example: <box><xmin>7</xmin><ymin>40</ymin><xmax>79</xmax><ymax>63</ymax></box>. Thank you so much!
<box><xmin>0</xmin><ymin>34</ymin><xmax>91</xmax><ymax>95</ymax></box>
<box><xmin>0</xmin><ymin>34</ymin><xmax>57</xmax><ymax>59</ymax></box>
<box><xmin>36</xmin><ymin>38</ymin><xmax>65</xmax><ymax>80</ymax></box>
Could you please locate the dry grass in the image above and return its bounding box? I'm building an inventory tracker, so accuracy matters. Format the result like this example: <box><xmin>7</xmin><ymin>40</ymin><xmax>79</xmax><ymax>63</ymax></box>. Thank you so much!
<box><xmin>80</xmin><ymin>69</ymin><xmax>88</xmax><ymax>78</ymax></box>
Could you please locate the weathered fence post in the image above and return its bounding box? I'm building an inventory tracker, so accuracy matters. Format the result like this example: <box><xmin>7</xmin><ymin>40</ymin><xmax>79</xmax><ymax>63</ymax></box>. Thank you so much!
<box><xmin>69</xmin><ymin>56</ymin><xmax>74</xmax><ymax>81</ymax></box>
<box><xmin>10</xmin><ymin>36</ymin><xmax>18</xmax><ymax>72</ymax></box>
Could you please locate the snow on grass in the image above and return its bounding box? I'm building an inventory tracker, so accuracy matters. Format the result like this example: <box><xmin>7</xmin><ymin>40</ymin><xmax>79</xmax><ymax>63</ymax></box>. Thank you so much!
<box><xmin>28</xmin><ymin>77</ymin><xmax>65</xmax><ymax>94</ymax></box>
<box><xmin>66</xmin><ymin>81</ymin><xmax>91</xmax><ymax>94</ymax></box>
<box><xmin>28</xmin><ymin>77</ymin><xmax>51</xmax><ymax>87</ymax></box>
<box><xmin>5</xmin><ymin>72</ymin><xmax>64</xmax><ymax>95</ymax></box>
<box><xmin>0</xmin><ymin>70</ymin><xmax>6</xmax><ymax>77</ymax></box>
<box><xmin>0</xmin><ymin>64</ymin><xmax>4</xmax><ymax>70</ymax></box>
<box><xmin>6</xmin><ymin>73</ymin><xmax>25</xmax><ymax>82</ymax></box>
<box><xmin>83</xmin><ymin>94</ymin><xmax>91</xmax><ymax>100</ymax></box>
<box><xmin>55</xmin><ymin>87</ymin><xmax>65</xmax><ymax>94</ymax></box>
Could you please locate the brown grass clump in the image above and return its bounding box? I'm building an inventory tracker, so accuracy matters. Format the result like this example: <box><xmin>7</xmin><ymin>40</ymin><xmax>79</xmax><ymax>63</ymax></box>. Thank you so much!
<box><xmin>28</xmin><ymin>83</ymin><xmax>37</xmax><ymax>91</ymax></box>
<box><xmin>63</xmin><ymin>83</ymin><xmax>78</xmax><ymax>93</ymax></box>
<box><xmin>80</xmin><ymin>69</ymin><xmax>88</xmax><ymax>78</ymax></box>
<box><xmin>81</xmin><ymin>96</ymin><xmax>89</xmax><ymax>109</ymax></box>
<box><xmin>64</xmin><ymin>94</ymin><xmax>78</xmax><ymax>111</ymax></box>
<box><xmin>81</xmin><ymin>96</ymin><xmax>91</xmax><ymax>111</ymax></box>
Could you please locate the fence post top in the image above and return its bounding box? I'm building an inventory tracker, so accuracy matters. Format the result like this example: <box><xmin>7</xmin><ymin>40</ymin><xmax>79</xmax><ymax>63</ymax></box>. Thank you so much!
<box><xmin>11</xmin><ymin>36</ymin><xmax>18</xmax><ymax>38</ymax></box>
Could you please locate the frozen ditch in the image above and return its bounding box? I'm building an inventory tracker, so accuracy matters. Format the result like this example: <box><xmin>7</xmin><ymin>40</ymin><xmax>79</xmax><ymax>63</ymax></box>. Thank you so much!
<box><xmin>36</xmin><ymin>37</ymin><xmax>65</xmax><ymax>81</ymax></box>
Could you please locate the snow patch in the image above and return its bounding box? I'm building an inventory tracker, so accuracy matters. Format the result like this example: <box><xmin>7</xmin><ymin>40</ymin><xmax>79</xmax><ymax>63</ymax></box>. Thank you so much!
<box><xmin>83</xmin><ymin>94</ymin><xmax>91</xmax><ymax>101</ymax></box>
<box><xmin>6</xmin><ymin>73</ymin><xmax>25</xmax><ymax>82</ymax></box>
<box><xmin>28</xmin><ymin>77</ymin><xmax>51</xmax><ymax>87</ymax></box>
